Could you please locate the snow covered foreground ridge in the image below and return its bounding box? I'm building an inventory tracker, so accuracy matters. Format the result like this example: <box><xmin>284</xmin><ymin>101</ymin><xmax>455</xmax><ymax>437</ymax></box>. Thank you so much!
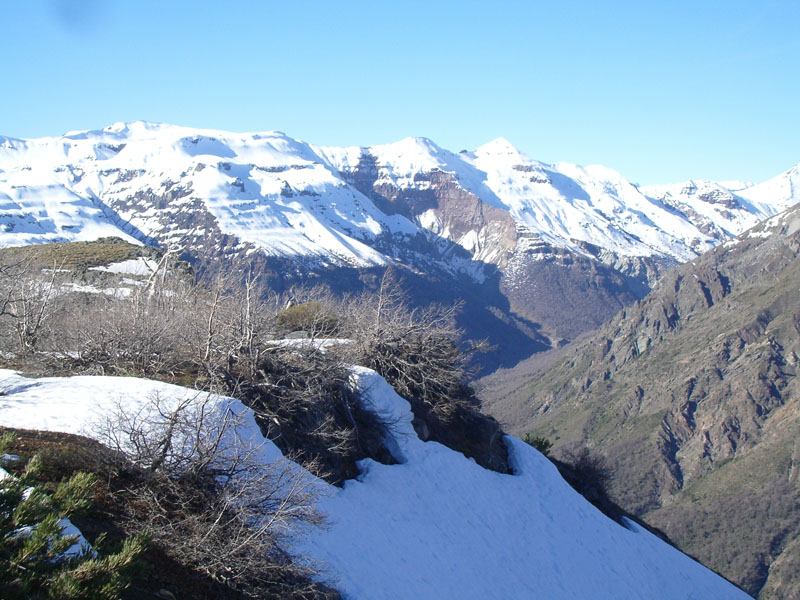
<box><xmin>1</xmin><ymin>121</ymin><xmax>797</xmax><ymax>269</ymax></box>
<box><xmin>0</xmin><ymin>368</ymin><xmax>748</xmax><ymax>599</ymax></box>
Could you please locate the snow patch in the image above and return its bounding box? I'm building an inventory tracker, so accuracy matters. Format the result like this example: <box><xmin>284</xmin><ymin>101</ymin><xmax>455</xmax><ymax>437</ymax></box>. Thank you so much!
<box><xmin>296</xmin><ymin>367</ymin><xmax>748</xmax><ymax>599</ymax></box>
<box><xmin>89</xmin><ymin>257</ymin><xmax>158</xmax><ymax>275</ymax></box>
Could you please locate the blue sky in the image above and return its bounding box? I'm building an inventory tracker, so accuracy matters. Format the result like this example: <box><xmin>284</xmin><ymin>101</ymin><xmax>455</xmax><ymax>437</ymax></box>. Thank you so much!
<box><xmin>3</xmin><ymin>0</ymin><xmax>798</xmax><ymax>184</ymax></box>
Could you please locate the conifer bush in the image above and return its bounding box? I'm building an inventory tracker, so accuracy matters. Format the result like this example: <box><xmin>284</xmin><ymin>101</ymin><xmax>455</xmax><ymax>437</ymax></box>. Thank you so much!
<box><xmin>0</xmin><ymin>434</ymin><xmax>146</xmax><ymax>600</ymax></box>
<box><xmin>522</xmin><ymin>432</ymin><xmax>553</xmax><ymax>456</ymax></box>
<box><xmin>276</xmin><ymin>300</ymin><xmax>341</xmax><ymax>337</ymax></box>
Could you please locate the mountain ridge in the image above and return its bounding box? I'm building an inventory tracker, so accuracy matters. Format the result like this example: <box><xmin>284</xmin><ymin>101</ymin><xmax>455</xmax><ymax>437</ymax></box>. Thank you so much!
<box><xmin>2</xmin><ymin>122</ymin><xmax>797</xmax><ymax>369</ymax></box>
<box><xmin>3</xmin><ymin>121</ymin><xmax>796</xmax><ymax>263</ymax></box>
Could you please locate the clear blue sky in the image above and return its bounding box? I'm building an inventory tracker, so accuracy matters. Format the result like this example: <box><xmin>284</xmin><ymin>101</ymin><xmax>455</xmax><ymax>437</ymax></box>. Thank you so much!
<box><xmin>3</xmin><ymin>0</ymin><xmax>798</xmax><ymax>184</ymax></box>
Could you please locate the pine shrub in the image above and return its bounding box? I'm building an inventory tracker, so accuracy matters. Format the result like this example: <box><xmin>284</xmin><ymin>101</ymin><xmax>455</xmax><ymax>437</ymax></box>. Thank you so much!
<box><xmin>0</xmin><ymin>434</ymin><xmax>145</xmax><ymax>599</ymax></box>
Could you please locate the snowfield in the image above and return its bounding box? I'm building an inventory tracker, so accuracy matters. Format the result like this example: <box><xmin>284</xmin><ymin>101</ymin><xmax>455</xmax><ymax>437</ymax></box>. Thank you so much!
<box><xmin>1</xmin><ymin>122</ymin><xmax>797</xmax><ymax>270</ymax></box>
<box><xmin>0</xmin><ymin>368</ymin><xmax>750</xmax><ymax>599</ymax></box>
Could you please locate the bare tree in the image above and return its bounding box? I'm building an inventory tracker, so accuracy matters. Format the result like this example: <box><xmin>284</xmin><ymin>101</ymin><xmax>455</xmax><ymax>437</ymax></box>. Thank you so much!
<box><xmin>55</xmin><ymin>266</ymin><xmax>192</xmax><ymax>376</ymax></box>
<box><xmin>330</xmin><ymin>271</ymin><xmax>508</xmax><ymax>473</ymax></box>
<box><xmin>186</xmin><ymin>267</ymin><xmax>279</xmax><ymax>385</ymax></box>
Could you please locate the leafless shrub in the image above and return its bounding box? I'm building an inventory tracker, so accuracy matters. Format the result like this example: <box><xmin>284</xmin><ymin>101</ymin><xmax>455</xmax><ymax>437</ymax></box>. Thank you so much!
<box><xmin>182</xmin><ymin>268</ymin><xmax>279</xmax><ymax>383</ymax></box>
<box><xmin>46</xmin><ymin>252</ymin><xmax>272</xmax><ymax>380</ymax></box>
<box><xmin>552</xmin><ymin>444</ymin><xmax>620</xmax><ymax>521</ymax></box>
<box><xmin>339</xmin><ymin>271</ymin><xmax>473</xmax><ymax>412</ymax></box>
<box><xmin>40</xmin><ymin>250</ymin><xmax>195</xmax><ymax>377</ymax></box>
<box><xmin>224</xmin><ymin>341</ymin><xmax>394</xmax><ymax>485</ymax></box>
<box><xmin>7</xmin><ymin>250</ymin><xmax>497</xmax><ymax>477</ymax></box>
<box><xmin>62</xmin><ymin>293</ymin><xmax>186</xmax><ymax>376</ymax></box>
<box><xmin>330</xmin><ymin>271</ymin><xmax>508</xmax><ymax>473</ymax></box>
<box><xmin>93</xmin><ymin>391</ymin><xmax>334</xmax><ymax>599</ymax></box>
<box><xmin>0</xmin><ymin>254</ymin><xmax>67</xmax><ymax>355</ymax></box>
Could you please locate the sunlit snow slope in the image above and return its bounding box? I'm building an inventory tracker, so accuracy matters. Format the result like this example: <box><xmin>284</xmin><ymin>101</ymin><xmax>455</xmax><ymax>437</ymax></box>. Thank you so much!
<box><xmin>0</xmin><ymin>368</ymin><xmax>749</xmax><ymax>599</ymax></box>
<box><xmin>1</xmin><ymin>122</ymin><xmax>796</xmax><ymax>270</ymax></box>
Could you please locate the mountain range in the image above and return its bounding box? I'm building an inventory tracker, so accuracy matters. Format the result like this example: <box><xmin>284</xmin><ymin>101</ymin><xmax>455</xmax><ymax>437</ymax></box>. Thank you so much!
<box><xmin>480</xmin><ymin>204</ymin><xmax>800</xmax><ymax>598</ymax></box>
<box><xmin>2</xmin><ymin>122</ymin><xmax>798</xmax><ymax>369</ymax></box>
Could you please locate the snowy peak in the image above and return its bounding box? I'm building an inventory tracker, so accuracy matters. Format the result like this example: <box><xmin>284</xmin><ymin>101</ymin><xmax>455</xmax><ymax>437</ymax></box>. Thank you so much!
<box><xmin>378</xmin><ymin>135</ymin><xmax>445</xmax><ymax>156</ymax></box>
<box><xmin>642</xmin><ymin>165</ymin><xmax>799</xmax><ymax>244</ymax></box>
<box><xmin>737</xmin><ymin>161</ymin><xmax>800</xmax><ymax>208</ymax></box>
<box><xmin>473</xmin><ymin>136</ymin><xmax>527</xmax><ymax>160</ymax></box>
<box><xmin>367</xmin><ymin>136</ymin><xmax>459</xmax><ymax>179</ymax></box>
<box><xmin>101</xmin><ymin>119</ymin><xmax>167</xmax><ymax>136</ymax></box>
<box><xmin>0</xmin><ymin>123</ymin><xmax>797</xmax><ymax>276</ymax></box>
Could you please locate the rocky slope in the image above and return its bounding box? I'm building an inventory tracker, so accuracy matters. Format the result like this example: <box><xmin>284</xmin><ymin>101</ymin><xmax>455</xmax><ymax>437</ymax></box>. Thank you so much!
<box><xmin>480</xmin><ymin>204</ymin><xmax>800</xmax><ymax>598</ymax></box>
<box><xmin>1</xmin><ymin>122</ymin><xmax>797</xmax><ymax>367</ymax></box>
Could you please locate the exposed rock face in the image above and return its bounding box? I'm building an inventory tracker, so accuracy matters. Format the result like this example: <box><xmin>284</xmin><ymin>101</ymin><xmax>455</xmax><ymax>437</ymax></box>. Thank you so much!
<box><xmin>338</xmin><ymin>149</ymin><xmax>665</xmax><ymax>344</ymax></box>
<box><xmin>480</xmin><ymin>204</ymin><xmax>800</xmax><ymax>598</ymax></box>
<box><xmin>96</xmin><ymin>169</ymin><xmax>242</xmax><ymax>257</ymax></box>
<box><xmin>339</xmin><ymin>151</ymin><xmax>518</xmax><ymax>269</ymax></box>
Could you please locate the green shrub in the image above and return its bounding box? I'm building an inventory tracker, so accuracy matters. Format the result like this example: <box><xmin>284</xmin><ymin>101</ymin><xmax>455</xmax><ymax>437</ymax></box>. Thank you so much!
<box><xmin>0</xmin><ymin>435</ymin><xmax>145</xmax><ymax>600</ymax></box>
<box><xmin>523</xmin><ymin>432</ymin><xmax>553</xmax><ymax>456</ymax></box>
<box><xmin>276</xmin><ymin>301</ymin><xmax>341</xmax><ymax>336</ymax></box>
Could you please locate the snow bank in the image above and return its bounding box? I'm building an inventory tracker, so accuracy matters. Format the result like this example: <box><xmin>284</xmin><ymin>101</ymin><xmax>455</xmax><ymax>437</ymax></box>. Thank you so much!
<box><xmin>89</xmin><ymin>257</ymin><xmax>159</xmax><ymax>276</ymax></box>
<box><xmin>0</xmin><ymin>368</ymin><xmax>749</xmax><ymax>599</ymax></box>
<box><xmin>297</xmin><ymin>368</ymin><xmax>749</xmax><ymax>599</ymax></box>
<box><xmin>0</xmin><ymin>370</ymin><xmax>283</xmax><ymax>466</ymax></box>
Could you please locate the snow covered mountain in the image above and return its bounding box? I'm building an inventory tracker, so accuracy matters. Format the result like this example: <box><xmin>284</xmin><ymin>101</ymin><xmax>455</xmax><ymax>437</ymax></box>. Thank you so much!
<box><xmin>0</xmin><ymin>367</ymin><xmax>750</xmax><ymax>599</ymax></box>
<box><xmin>1</xmin><ymin>122</ymin><xmax>796</xmax><ymax>361</ymax></box>
<box><xmin>1</xmin><ymin>122</ymin><xmax>795</xmax><ymax>266</ymax></box>
<box><xmin>641</xmin><ymin>166</ymin><xmax>800</xmax><ymax>242</ymax></box>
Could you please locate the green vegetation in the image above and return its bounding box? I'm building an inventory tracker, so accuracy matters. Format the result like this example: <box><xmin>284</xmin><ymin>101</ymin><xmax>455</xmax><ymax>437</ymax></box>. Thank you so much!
<box><xmin>276</xmin><ymin>300</ymin><xmax>341</xmax><ymax>336</ymax></box>
<box><xmin>522</xmin><ymin>432</ymin><xmax>552</xmax><ymax>456</ymax></box>
<box><xmin>1</xmin><ymin>420</ymin><xmax>338</xmax><ymax>600</ymax></box>
<box><xmin>0</xmin><ymin>433</ymin><xmax>146</xmax><ymax>600</ymax></box>
<box><xmin>0</xmin><ymin>237</ymin><xmax>145</xmax><ymax>271</ymax></box>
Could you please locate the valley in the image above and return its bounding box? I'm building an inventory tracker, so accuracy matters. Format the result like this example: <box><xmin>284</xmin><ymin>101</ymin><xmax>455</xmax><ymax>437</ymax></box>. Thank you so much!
<box><xmin>480</xmin><ymin>206</ymin><xmax>800</xmax><ymax>598</ymax></box>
